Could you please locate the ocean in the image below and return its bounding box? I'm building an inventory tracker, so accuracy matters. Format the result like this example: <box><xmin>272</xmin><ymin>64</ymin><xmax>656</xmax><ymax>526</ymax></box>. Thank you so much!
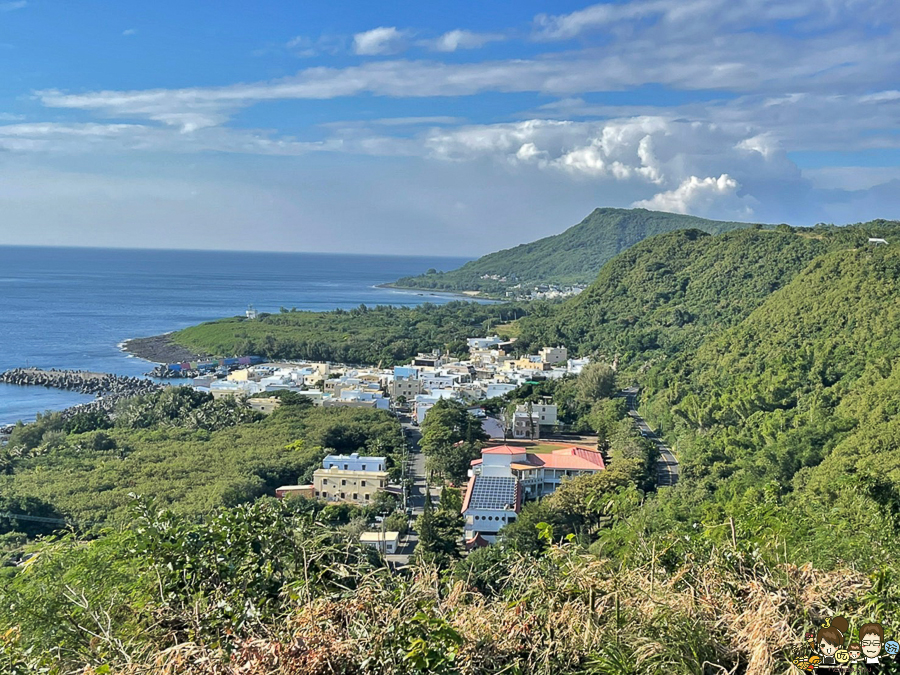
<box><xmin>0</xmin><ymin>246</ymin><xmax>473</xmax><ymax>425</ymax></box>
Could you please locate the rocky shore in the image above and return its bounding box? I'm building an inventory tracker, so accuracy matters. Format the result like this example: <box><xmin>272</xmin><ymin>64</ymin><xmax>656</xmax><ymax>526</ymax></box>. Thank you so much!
<box><xmin>0</xmin><ymin>368</ymin><xmax>164</xmax><ymax>420</ymax></box>
<box><xmin>120</xmin><ymin>334</ymin><xmax>211</xmax><ymax>365</ymax></box>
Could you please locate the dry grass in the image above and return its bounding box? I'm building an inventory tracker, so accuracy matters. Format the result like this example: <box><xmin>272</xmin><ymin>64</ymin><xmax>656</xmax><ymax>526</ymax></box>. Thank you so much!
<box><xmin>97</xmin><ymin>546</ymin><xmax>872</xmax><ymax>675</ymax></box>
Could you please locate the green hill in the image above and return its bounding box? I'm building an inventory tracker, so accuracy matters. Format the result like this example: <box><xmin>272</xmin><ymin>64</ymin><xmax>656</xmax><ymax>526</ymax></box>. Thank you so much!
<box><xmin>393</xmin><ymin>207</ymin><xmax>758</xmax><ymax>294</ymax></box>
<box><xmin>517</xmin><ymin>220</ymin><xmax>900</xmax><ymax>362</ymax></box>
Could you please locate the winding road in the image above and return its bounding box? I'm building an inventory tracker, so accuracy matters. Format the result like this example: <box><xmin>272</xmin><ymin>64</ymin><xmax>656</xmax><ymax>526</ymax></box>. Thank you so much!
<box><xmin>622</xmin><ymin>386</ymin><xmax>679</xmax><ymax>487</ymax></box>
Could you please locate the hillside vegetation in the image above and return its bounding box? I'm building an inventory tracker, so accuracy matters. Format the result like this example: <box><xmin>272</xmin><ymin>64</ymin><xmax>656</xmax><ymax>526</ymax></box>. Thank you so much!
<box><xmin>170</xmin><ymin>301</ymin><xmax>524</xmax><ymax>366</ymax></box>
<box><xmin>517</xmin><ymin>221</ymin><xmax>900</xmax><ymax>364</ymax></box>
<box><xmin>393</xmin><ymin>208</ymin><xmax>757</xmax><ymax>294</ymax></box>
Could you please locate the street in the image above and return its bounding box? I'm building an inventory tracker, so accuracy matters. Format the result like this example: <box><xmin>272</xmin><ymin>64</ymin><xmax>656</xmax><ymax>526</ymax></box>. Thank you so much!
<box><xmin>384</xmin><ymin>417</ymin><xmax>438</xmax><ymax>566</ymax></box>
<box><xmin>621</xmin><ymin>386</ymin><xmax>679</xmax><ymax>487</ymax></box>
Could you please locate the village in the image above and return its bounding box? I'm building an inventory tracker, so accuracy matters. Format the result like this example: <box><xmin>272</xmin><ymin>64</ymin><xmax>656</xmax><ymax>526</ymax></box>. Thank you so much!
<box><xmin>181</xmin><ymin>337</ymin><xmax>609</xmax><ymax>560</ymax></box>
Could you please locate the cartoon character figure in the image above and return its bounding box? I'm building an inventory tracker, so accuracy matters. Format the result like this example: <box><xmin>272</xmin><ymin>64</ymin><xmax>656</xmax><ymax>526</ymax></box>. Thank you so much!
<box><xmin>860</xmin><ymin>622</ymin><xmax>885</xmax><ymax>667</ymax></box>
<box><xmin>847</xmin><ymin>643</ymin><xmax>862</xmax><ymax>664</ymax></box>
<box><xmin>817</xmin><ymin>616</ymin><xmax>849</xmax><ymax>667</ymax></box>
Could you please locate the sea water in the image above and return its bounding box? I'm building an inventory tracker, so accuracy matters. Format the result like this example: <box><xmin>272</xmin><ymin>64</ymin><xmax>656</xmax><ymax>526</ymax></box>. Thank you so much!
<box><xmin>0</xmin><ymin>246</ymin><xmax>472</xmax><ymax>424</ymax></box>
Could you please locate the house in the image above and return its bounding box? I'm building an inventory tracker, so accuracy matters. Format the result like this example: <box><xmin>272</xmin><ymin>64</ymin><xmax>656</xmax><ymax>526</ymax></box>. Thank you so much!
<box><xmin>511</xmin><ymin>404</ymin><xmax>558</xmax><ymax>439</ymax></box>
<box><xmin>314</xmin><ymin>453</ymin><xmax>389</xmax><ymax>505</ymax></box>
<box><xmin>869</xmin><ymin>237</ymin><xmax>888</xmax><ymax>245</ymax></box>
<box><xmin>360</xmin><ymin>531</ymin><xmax>401</xmax><ymax>554</ymax></box>
<box><xmin>314</xmin><ymin>466</ymin><xmax>389</xmax><ymax>504</ymax></box>
<box><xmin>247</xmin><ymin>396</ymin><xmax>282</xmax><ymax>414</ymax></box>
<box><xmin>390</xmin><ymin>375</ymin><xmax>423</xmax><ymax>400</ymax></box>
<box><xmin>539</xmin><ymin>346</ymin><xmax>568</xmax><ymax>365</ymax></box>
<box><xmin>467</xmin><ymin>335</ymin><xmax>503</xmax><ymax>350</ymax></box>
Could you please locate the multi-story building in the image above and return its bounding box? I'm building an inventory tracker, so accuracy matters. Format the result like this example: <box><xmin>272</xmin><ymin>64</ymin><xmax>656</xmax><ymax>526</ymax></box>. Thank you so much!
<box><xmin>314</xmin><ymin>466</ymin><xmax>389</xmax><ymax>504</ymax></box>
<box><xmin>539</xmin><ymin>346</ymin><xmax>568</xmax><ymax>365</ymax></box>
<box><xmin>511</xmin><ymin>404</ymin><xmax>558</xmax><ymax>438</ymax></box>
<box><xmin>314</xmin><ymin>453</ymin><xmax>389</xmax><ymax>504</ymax></box>
<box><xmin>462</xmin><ymin>444</ymin><xmax>605</xmax><ymax>544</ymax></box>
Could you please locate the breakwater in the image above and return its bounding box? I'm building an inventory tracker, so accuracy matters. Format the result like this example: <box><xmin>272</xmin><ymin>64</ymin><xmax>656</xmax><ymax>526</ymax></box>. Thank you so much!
<box><xmin>0</xmin><ymin>368</ymin><xmax>160</xmax><ymax>397</ymax></box>
<box><xmin>0</xmin><ymin>369</ymin><xmax>164</xmax><ymax>420</ymax></box>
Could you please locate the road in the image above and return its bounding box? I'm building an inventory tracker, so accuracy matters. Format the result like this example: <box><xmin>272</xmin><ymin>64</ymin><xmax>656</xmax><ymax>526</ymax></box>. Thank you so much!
<box><xmin>385</xmin><ymin>418</ymin><xmax>438</xmax><ymax>566</ymax></box>
<box><xmin>621</xmin><ymin>386</ymin><xmax>679</xmax><ymax>487</ymax></box>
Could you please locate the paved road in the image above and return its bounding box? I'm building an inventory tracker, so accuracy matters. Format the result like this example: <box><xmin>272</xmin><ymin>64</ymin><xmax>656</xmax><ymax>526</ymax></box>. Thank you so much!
<box><xmin>386</xmin><ymin>419</ymin><xmax>438</xmax><ymax>566</ymax></box>
<box><xmin>621</xmin><ymin>386</ymin><xmax>679</xmax><ymax>487</ymax></box>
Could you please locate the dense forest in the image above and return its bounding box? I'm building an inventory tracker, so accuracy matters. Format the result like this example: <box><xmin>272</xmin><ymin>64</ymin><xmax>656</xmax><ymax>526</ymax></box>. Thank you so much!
<box><xmin>170</xmin><ymin>301</ymin><xmax>524</xmax><ymax>365</ymax></box>
<box><xmin>0</xmin><ymin>388</ymin><xmax>405</xmax><ymax>539</ymax></box>
<box><xmin>393</xmin><ymin>207</ymin><xmax>756</xmax><ymax>294</ymax></box>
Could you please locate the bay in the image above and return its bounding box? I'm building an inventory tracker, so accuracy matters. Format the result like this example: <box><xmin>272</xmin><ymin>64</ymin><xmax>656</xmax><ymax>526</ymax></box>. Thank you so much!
<box><xmin>0</xmin><ymin>246</ymin><xmax>471</xmax><ymax>424</ymax></box>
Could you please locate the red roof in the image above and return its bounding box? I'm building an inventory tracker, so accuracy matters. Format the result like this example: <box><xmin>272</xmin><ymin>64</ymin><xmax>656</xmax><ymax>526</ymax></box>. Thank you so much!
<box><xmin>465</xmin><ymin>533</ymin><xmax>491</xmax><ymax>549</ymax></box>
<box><xmin>481</xmin><ymin>445</ymin><xmax>527</xmax><ymax>455</ymax></box>
<box><xmin>460</xmin><ymin>475</ymin><xmax>476</xmax><ymax>513</ymax></box>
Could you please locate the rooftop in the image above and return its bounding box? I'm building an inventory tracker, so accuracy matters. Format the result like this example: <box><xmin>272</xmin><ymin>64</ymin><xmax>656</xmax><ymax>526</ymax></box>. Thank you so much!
<box><xmin>461</xmin><ymin>475</ymin><xmax>521</xmax><ymax>512</ymax></box>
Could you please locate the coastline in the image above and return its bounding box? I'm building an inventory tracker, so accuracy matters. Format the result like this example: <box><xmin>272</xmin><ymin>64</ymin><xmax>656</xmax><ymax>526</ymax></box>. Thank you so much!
<box><xmin>377</xmin><ymin>282</ymin><xmax>498</xmax><ymax>300</ymax></box>
<box><xmin>120</xmin><ymin>333</ymin><xmax>212</xmax><ymax>365</ymax></box>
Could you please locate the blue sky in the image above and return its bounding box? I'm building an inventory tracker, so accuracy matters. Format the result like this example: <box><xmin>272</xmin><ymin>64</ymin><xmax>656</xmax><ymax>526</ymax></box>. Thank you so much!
<box><xmin>1</xmin><ymin>0</ymin><xmax>898</xmax><ymax>255</ymax></box>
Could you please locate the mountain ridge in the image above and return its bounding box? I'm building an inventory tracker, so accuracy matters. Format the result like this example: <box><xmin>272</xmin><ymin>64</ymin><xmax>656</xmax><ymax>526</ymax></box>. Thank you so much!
<box><xmin>393</xmin><ymin>207</ymin><xmax>761</xmax><ymax>294</ymax></box>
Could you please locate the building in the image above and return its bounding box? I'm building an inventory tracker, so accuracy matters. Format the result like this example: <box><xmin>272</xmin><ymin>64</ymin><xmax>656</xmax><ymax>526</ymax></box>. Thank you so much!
<box><xmin>462</xmin><ymin>443</ymin><xmax>606</xmax><ymax>543</ymax></box>
<box><xmin>323</xmin><ymin>453</ymin><xmax>386</xmax><ymax>472</ymax></box>
<box><xmin>539</xmin><ymin>346</ymin><xmax>568</xmax><ymax>365</ymax></box>
<box><xmin>275</xmin><ymin>484</ymin><xmax>316</xmax><ymax>500</ymax></box>
<box><xmin>390</xmin><ymin>375</ymin><xmax>423</xmax><ymax>401</ymax></box>
<box><xmin>360</xmin><ymin>531</ymin><xmax>401</xmax><ymax>554</ymax></box>
<box><xmin>461</xmin><ymin>475</ymin><xmax>521</xmax><ymax>545</ymax></box>
<box><xmin>314</xmin><ymin>466</ymin><xmax>389</xmax><ymax>504</ymax></box>
<box><xmin>470</xmin><ymin>444</ymin><xmax>606</xmax><ymax>500</ymax></box>
<box><xmin>314</xmin><ymin>453</ymin><xmax>389</xmax><ymax>505</ymax></box>
<box><xmin>511</xmin><ymin>404</ymin><xmax>558</xmax><ymax>439</ymax></box>
<box><xmin>467</xmin><ymin>335</ymin><xmax>503</xmax><ymax>350</ymax></box>
<box><xmin>247</xmin><ymin>396</ymin><xmax>282</xmax><ymax>414</ymax></box>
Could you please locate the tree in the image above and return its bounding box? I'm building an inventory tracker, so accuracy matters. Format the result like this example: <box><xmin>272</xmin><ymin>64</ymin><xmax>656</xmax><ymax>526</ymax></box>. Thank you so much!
<box><xmin>414</xmin><ymin>488</ymin><xmax>463</xmax><ymax>569</ymax></box>
<box><xmin>577</xmin><ymin>362</ymin><xmax>617</xmax><ymax>401</ymax></box>
<box><xmin>421</xmin><ymin>400</ymin><xmax>488</xmax><ymax>452</ymax></box>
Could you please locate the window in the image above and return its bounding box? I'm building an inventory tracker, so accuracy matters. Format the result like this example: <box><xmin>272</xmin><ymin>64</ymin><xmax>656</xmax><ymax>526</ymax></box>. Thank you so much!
<box><xmin>344</xmin><ymin>464</ymin><xmax>348</xmax><ymax>470</ymax></box>
<box><xmin>341</xmin><ymin>479</ymin><xmax>346</xmax><ymax>486</ymax></box>
<box><xmin>322</xmin><ymin>479</ymin><xmax>327</xmax><ymax>485</ymax></box>
<box><xmin>362</xmin><ymin>465</ymin><xmax>366</xmax><ymax>471</ymax></box>
<box><xmin>365</xmin><ymin>493</ymin><xmax>370</xmax><ymax>500</ymax></box>
<box><xmin>322</xmin><ymin>492</ymin><xmax>328</xmax><ymax>498</ymax></box>
<box><xmin>361</xmin><ymin>480</ymin><xmax>366</xmax><ymax>487</ymax></box>
<box><xmin>340</xmin><ymin>492</ymin><xmax>345</xmax><ymax>499</ymax></box>
<box><xmin>353</xmin><ymin>494</ymin><xmax>358</xmax><ymax>500</ymax></box>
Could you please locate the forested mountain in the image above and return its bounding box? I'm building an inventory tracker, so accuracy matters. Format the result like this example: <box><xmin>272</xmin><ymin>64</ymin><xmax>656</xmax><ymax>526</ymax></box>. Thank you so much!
<box><xmin>392</xmin><ymin>207</ymin><xmax>757</xmax><ymax>294</ymax></box>
<box><xmin>517</xmin><ymin>220</ymin><xmax>900</xmax><ymax>362</ymax></box>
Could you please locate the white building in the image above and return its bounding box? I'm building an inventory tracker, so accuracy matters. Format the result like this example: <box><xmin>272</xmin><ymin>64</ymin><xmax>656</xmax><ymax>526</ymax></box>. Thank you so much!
<box><xmin>323</xmin><ymin>453</ymin><xmax>386</xmax><ymax>472</ymax></box>
<box><xmin>461</xmin><ymin>475</ymin><xmax>521</xmax><ymax>545</ymax></box>
<box><xmin>511</xmin><ymin>404</ymin><xmax>558</xmax><ymax>438</ymax></box>
<box><xmin>360</xmin><ymin>531</ymin><xmax>401</xmax><ymax>554</ymax></box>
<box><xmin>467</xmin><ymin>335</ymin><xmax>503</xmax><ymax>350</ymax></box>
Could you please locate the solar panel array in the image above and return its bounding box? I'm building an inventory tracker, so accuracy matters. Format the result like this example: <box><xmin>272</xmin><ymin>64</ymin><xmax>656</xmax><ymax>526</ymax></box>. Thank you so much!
<box><xmin>469</xmin><ymin>476</ymin><xmax>517</xmax><ymax>510</ymax></box>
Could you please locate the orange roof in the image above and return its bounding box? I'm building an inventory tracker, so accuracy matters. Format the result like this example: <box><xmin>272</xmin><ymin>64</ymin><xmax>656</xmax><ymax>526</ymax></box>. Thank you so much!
<box><xmin>460</xmin><ymin>475</ymin><xmax>476</xmax><ymax>513</ymax></box>
<box><xmin>481</xmin><ymin>445</ymin><xmax>528</xmax><ymax>455</ymax></box>
<box><xmin>506</xmin><ymin>447</ymin><xmax>606</xmax><ymax>471</ymax></box>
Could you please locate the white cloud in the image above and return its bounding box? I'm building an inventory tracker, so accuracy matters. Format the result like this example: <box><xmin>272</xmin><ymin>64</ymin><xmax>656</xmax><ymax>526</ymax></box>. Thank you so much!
<box><xmin>633</xmin><ymin>174</ymin><xmax>754</xmax><ymax>218</ymax></box>
<box><xmin>0</xmin><ymin>1</ymin><xmax>26</xmax><ymax>12</ymax></box>
<box><xmin>122</xmin><ymin>29</ymin><xmax>137</xmax><ymax>36</ymax></box>
<box><xmin>352</xmin><ymin>27</ymin><xmax>409</xmax><ymax>56</ymax></box>
<box><xmin>426</xmin><ymin>29</ymin><xmax>503</xmax><ymax>52</ymax></box>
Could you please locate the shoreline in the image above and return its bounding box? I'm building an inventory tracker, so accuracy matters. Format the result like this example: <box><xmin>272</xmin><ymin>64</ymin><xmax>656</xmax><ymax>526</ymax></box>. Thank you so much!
<box><xmin>376</xmin><ymin>282</ymin><xmax>499</xmax><ymax>300</ymax></box>
<box><xmin>120</xmin><ymin>333</ymin><xmax>213</xmax><ymax>365</ymax></box>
